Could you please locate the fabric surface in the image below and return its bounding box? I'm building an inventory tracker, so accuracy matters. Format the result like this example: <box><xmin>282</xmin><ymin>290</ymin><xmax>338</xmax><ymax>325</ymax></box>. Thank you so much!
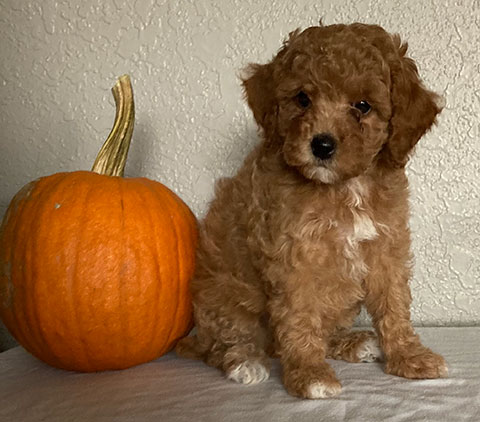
<box><xmin>1</xmin><ymin>327</ymin><xmax>479</xmax><ymax>422</ymax></box>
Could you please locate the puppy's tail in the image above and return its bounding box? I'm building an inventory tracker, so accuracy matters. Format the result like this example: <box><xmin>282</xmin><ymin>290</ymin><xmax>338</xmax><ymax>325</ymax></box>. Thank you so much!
<box><xmin>175</xmin><ymin>335</ymin><xmax>207</xmax><ymax>360</ymax></box>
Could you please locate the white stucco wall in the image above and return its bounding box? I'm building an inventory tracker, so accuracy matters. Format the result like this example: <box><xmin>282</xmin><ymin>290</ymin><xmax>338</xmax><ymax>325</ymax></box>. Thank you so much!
<box><xmin>0</xmin><ymin>0</ymin><xmax>479</xmax><ymax>349</ymax></box>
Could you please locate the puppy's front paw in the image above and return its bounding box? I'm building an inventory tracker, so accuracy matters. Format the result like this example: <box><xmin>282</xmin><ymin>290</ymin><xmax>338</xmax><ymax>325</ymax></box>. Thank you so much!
<box><xmin>306</xmin><ymin>380</ymin><xmax>342</xmax><ymax>399</ymax></box>
<box><xmin>385</xmin><ymin>349</ymin><xmax>448</xmax><ymax>379</ymax></box>
<box><xmin>283</xmin><ymin>364</ymin><xmax>341</xmax><ymax>399</ymax></box>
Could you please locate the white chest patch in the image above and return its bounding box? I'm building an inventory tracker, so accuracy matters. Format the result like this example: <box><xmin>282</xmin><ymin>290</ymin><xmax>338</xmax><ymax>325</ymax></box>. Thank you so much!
<box><xmin>351</xmin><ymin>210</ymin><xmax>378</xmax><ymax>243</ymax></box>
<box><xmin>342</xmin><ymin>178</ymin><xmax>378</xmax><ymax>281</ymax></box>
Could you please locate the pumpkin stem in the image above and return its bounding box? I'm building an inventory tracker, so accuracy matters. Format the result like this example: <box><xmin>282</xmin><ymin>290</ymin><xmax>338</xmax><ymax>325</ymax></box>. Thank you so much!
<box><xmin>91</xmin><ymin>75</ymin><xmax>135</xmax><ymax>177</ymax></box>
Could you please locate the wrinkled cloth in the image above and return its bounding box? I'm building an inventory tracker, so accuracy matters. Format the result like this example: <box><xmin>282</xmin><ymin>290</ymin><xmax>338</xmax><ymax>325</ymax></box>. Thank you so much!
<box><xmin>1</xmin><ymin>327</ymin><xmax>479</xmax><ymax>422</ymax></box>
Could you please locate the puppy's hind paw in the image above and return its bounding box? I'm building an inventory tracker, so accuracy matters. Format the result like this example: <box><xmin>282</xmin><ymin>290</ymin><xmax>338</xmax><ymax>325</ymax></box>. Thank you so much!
<box><xmin>356</xmin><ymin>336</ymin><xmax>383</xmax><ymax>363</ymax></box>
<box><xmin>227</xmin><ymin>360</ymin><xmax>270</xmax><ymax>385</ymax></box>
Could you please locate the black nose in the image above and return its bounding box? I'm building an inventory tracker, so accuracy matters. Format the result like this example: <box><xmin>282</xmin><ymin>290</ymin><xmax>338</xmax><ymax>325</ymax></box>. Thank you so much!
<box><xmin>311</xmin><ymin>133</ymin><xmax>336</xmax><ymax>160</ymax></box>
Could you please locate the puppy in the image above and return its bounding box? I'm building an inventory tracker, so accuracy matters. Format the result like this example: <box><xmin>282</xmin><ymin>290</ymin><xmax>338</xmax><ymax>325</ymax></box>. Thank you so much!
<box><xmin>176</xmin><ymin>23</ymin><xmax>447</xmax><ymax>399</ymax></box>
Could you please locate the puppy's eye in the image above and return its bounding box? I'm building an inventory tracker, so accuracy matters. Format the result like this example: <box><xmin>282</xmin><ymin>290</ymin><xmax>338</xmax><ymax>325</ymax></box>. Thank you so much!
<box><xmin>353</xmin><ymin>101</ymin><xmax>371</xmax><ymax>114</ymax></box>
<box><xmin>295</xmin><ymin>91</ymin><xmax>311</xmax><ymax>108</ymax></box>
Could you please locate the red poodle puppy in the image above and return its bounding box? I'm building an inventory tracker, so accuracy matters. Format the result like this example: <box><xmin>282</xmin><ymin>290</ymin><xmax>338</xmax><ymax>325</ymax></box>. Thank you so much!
<box><xmin>177</xmin><ymin>23</ymin><xmax>447</xmax><ymax>399</ymax></box>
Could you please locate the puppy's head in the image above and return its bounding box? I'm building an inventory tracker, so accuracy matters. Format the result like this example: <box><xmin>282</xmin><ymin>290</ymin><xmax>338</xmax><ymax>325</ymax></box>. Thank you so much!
<box><xmin>242</xmin><ymin>23</ymin><xmax>442</xmax><ymax>183</ymax></box>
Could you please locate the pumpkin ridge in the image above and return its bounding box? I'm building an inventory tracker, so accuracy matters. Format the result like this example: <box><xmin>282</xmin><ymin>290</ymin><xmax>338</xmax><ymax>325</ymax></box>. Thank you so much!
<box><xmin>25</xmin><ymin>174</ymin><xmax>71</xmax><ymax>364</ymax></box>
<box><xmin>130</xmin><ymin>180</ymin><xmax>164</xmax><ymax>357</ymax></box>
<box><xmin>150</xmin><ymin>179</ymin><xmax>197</xmax><ymax>340</ymax></box>
<box><xmin>139</xmin><ymin>179</ymin><xmax>180</xmax><ymax>355</ymax></box>
<box><xmin>161</xmin><ymin>189</ymin><xmax>183</xmax><ymax>348</ymax></box>
<box><xmin>1</xmin><ymin>180</ymin><xmax>42</xmax><ymax>354</ymax></box>
<box><xmin>142</xmin><ymin>180</ymin><xmax>185</xmax><ymax>349</ymax></box>
<box><xmin>116</xmin><ymin>177</ymin><xmax>129</xmax><ymax>362</ymax></box>
<box><xmin>47</xmin><ymin>173</ymin><xmax>94</xmax><ymax>367</ymax></box>
<box><xmin>72</xmin><ymin>173</ymin><xmax>134</xmax><ymax>370</ymax></box>
<box><xmin>1</xmin><ymin>190</ymin><xmax>26</xmax><ymax>345</ymax></box>
<box><xmin>68</xmin><ymin>175</ymin><xmax>99</xmax><ymax>370</ymax></box>
<box><xmin>33</xmin><ymin>173</ymin><xmax>95</xmax><ymax>368</ymax></box>
<box><xmin>174</xmin><ymin>204</ymin><xmax>197</xmax><ymax>338</ymax></box>
<box><xmin>171</xmin><ymin>181</ymin><xmax>196</xmax><ymax>336</ymax></box>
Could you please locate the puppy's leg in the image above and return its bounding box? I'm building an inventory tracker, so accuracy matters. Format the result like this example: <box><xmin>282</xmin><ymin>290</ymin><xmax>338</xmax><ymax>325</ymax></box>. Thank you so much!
<box><xmin>325</xmin><ymin>305</ymin><xmax>382</xmax><ymax>363</ymax></box>
<box><xmin>364</xmin><ymin>257</ymin><xmax>447</xmax><ymax>379</ymax></box>
<box><xmin>268</xmin><ymin>277</ymin><xmax>362</xmax><ymax>399</ymax></box>
<box><xmin>212</xmin><ymin>313</ymin><xmax>271</xmax><ymax>385</ymax></box>
<box><xmin>270</xmin><ymin>302</ymin><xmax>340</xmax><ymax>398</ymax></box>
<box><xmin>327</xmin><ymin>329</ymin><xmax>383</xmax><ymax>363</ymax></box>
<box><xmin>224</xmin><ymin>342</ymin><xmax>270</xmax><ymax>385</ymax></box>
<box><xmin>177</xmin><ymin>301</ymin><xmax>271</xmax><ymax>385</ymax></box>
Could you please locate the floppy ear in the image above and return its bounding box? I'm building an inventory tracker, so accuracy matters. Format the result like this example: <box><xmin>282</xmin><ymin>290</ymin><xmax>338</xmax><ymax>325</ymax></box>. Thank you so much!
<box><xmin>382</xmin><ymin>39</ymin><xmax>443</xmax><ymax>168</ymax></box>
<box><xmin>242</xmin><ymin>62</ymin><xmax>278</xmax><ymax>140</ymax></box>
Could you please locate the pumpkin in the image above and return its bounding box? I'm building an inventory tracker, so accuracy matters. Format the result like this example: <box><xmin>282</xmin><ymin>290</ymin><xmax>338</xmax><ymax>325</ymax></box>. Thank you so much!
<box><xmin>0</xmin><ymin>75</ymin><xmax>197</xmax><ymax>372</ymax></box>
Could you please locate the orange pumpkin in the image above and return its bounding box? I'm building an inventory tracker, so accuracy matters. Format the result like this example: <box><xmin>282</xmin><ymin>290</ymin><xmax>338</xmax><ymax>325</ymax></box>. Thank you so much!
<box><xmin>0</xmin><ymin>76</ymin><xmax>197</xmax><ymax>372</ymax></box>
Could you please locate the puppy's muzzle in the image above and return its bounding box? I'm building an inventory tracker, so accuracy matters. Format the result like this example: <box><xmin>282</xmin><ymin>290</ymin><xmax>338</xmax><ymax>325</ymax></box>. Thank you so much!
<box><xmin>311</xmin><ymin>133</ymin><xmax>336</xmax><ymax>161</ymax></box>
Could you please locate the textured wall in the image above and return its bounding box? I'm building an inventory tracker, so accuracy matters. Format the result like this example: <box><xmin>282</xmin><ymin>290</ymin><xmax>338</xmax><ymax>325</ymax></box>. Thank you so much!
<box><xmin>0</xmin><ymin>0</ymin><xmax>479</xmax><ymax>350</ymax></box>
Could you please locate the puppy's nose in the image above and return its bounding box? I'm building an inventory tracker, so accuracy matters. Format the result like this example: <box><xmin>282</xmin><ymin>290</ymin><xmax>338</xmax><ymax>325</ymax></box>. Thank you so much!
<box><xmin>311</xmin><ymin>133</ymin><xmax>336</xmax><ymax>160</ymax></box>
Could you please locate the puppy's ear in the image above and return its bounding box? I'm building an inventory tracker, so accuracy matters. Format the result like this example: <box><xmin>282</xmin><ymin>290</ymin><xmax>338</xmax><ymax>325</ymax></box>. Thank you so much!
<box><xmin>242</xmin><ymin>63</ymin><xmax>278</xmax><ymax>139</ymax></box>
<box><xmin>382</xmin><ymin>38</ymin><xmax>443</xmax><ymax>168</ymax></box>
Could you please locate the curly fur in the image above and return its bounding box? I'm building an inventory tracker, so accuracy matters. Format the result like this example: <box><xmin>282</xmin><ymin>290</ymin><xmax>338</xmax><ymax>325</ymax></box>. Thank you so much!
<box><xmin>176</xmin><ymin>23</ymin><xmax>447</xmax><ymax>399</ymax></box>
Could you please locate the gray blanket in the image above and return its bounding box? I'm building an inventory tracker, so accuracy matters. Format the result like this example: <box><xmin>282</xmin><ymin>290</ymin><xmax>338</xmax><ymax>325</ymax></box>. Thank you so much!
<box><xmin>1</xmin><ymin>327</ymin><xmax>479</xmax><ymax>421</ymax></box>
